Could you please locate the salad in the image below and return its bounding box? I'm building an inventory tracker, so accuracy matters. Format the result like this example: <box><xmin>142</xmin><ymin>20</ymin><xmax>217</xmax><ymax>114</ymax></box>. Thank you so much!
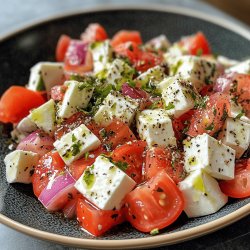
<box><xmin>1</xmin><ymin>23</ymin><xmax>250</xmax><ymax>237</ymax></box>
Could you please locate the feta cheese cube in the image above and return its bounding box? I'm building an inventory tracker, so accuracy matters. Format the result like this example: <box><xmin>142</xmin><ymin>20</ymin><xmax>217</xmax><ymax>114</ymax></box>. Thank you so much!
<box><xmin>228</xmin><ymin>100</ymin><xmax>250</xmax><ymax>124</ymax></box>
<box><xmin>145</xmin><ymin>34</ymin><xmax>171</xmax><ymax>52</ymax></box>
<box><xmin>94</xmin><ymin>91</ymin><xmax>139</xmax><ymax>126</ymax></box>
<box><xmin>16</xmin><ymin>115</ymin><xmax>37</xmax><ymax>135</ymax></box>
<box><xmin>4</xmin><ymin>150</ymin><xmax>39</xmax><ymax>184</ymax></box>
<box><xmin>28</xmin><ymin>62</ymin><xmax>64</xmax><ymax>92</ymax></box>
<box><xmin>226</xmin><ymin>59</ymin><xmax>250</xmax><ymax>74</ymax></box>
<box><xmin>160</xmin><ymin>78</ymin><xmax>199</xmax><ymax>118</ymax></box>
<box><xmin>184</xmin><ymin>133</ymin><xmax>235</xmax><ymax>180</ymax></box>
<box><xmin>218</xmin><ymin>118</ymin><xmax>250</xmax><ymax>158</ymax></box>
<box><xmin>57</xmin><ymin>80</ymin><xmax>94</xmax><ymax>119</ymax></box>
<box><xmin>90</xmin><ymin>40</ymin><xmax>113</xmax><ymax>73</ymax></box>
<box><xmin>168</xmin><ymin>56</ymin><xmax>219</xmax><ymax>91</ymax></box>
<box><xmin>178</xmin><ymin>169</ymin><xmax>228</xmax><ymax>218</ymax></box>
<box><xmin>74</xmin><ymin>155</ymin><xmax>136</xmax><ymax>210</ymax></box>
<box><xmin>136</xmin><ymin>109</ymin><xmax>176</xmax><ymax>147</ymax></box>
<box><xmin>105</xmin><ymin>59</ymin><xmax>134</xmax><ymax>90</ymax></box>
<box><xmin>54</xmin><ymin>124</ymin><xmax>101</xmax><ymax>165</ymax></box>
<box><xmin>136</xmin><ymin>65</ymin><xmax>166</xmax><ymax>88</ymax></box>
<box><xmin>30</xmin><ymin>99</ymin><xmax>56</xmax><ymax>135</ymax></box>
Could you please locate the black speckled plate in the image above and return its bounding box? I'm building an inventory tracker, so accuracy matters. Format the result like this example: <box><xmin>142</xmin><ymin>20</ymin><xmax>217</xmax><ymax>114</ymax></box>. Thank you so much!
<box><xmin>0</xmin><ymin>5</ymin><xmax>249</xmax><ymax>249</ymax></box>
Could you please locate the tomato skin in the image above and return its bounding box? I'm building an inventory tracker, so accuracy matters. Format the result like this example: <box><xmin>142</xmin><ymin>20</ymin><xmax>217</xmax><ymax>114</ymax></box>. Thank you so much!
<box><xmin>100</xmin><ymin>120</ymin><xmax>136</xmax><ymax>151</ymax></box>
<box><xmin>81</xmin><ymin>23</ymin><xmax>108</xmax><ymax>43</ymax></box>
<box><xmin>32</xmin><ymin>151</ymin><xmax>65</xmax><ymax>198</ymax></box>
<box><xmin>54</xmin><ymin>112</ymin><xmax>101</xmax><ymax>140</ymax></box>
<box><xmin>172</xmin><ymin>110</ymin><xmax>195</xmax><ymax>140</ymax></box>
<box><xmin>56</xmin><ymin>34</ymin><xmax>71</xmax><ymax>62</ymax></box>
<box><xmin>145</xmin><ymin>147</ymin><xmax>185</xmax><ymax>184</ymax></box>
<box><xmin>114</xmin><ymin>41</ymin><xmax>162</xmax><ymax>72</ymax></box>
<box><xmin>112</xmin><ymin>140</ymin><xmax>147</xmax><ymax>183</ymax></box>
<box><xmin>124</xmin><ymin>170</ymin><xmax>184</xmax><ymax>232</ymax></box>
<box><xmin>77</xmin><ymin>198</ymin><xmax>125</xmax><ymax>236</ymax></box>
<box><xmin>111</xmin><ymin>30</ymin><xmax>142</xmax><ymax>47</ymax></box>
<box><xmin>69</xmin><ymin>146</ymin><xmax>106</xmax><ymax>180</ymax></box>
<box><xmin>187</xmin><ymin>93</ymin><xmax>230</xmax><ymax>137</ymax></box>
<box><xmin>0</xmin><ymin>86</ymin><xmax>45</xmax><ymax>124</ymax></box>
<box><xmin>215</xmin><ymin>73</ymin><xmax>250</xmax><ymax>116</ymax></box>
<box><xmin>180</xmin><ymin>32</ymin><xmax>211</xmax><ymax>55</ymax></box>
<box><xmin>50</xmin><ymin>85</ymin><xmax>67</xmax><ymax>101</ymax></box>
<box><xmin>219</xmin><ymin>159</ymin><xmax>250</xmax><ymax>198</ymax></box>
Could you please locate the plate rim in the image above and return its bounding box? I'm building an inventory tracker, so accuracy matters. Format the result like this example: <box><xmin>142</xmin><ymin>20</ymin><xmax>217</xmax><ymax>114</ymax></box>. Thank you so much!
<box><xmin>0</xmin><ymin>4</ymin><xmax>250</xmax><ymax>249</ymax></box>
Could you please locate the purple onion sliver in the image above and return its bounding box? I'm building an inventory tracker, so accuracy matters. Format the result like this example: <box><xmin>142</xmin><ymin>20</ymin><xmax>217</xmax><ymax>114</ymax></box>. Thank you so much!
<box><xmin>38</xmin><ymin>172</ymin><xmax>76</xmax><ymax>208</ymax></box>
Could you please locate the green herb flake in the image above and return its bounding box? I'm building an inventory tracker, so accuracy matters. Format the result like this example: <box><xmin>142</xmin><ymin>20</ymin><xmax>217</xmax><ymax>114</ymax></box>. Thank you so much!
<box><xmin>128</xmin><ymin>80</ymin><xmax>136</xmax><ymax>88</ymax></box>
<box><xmin>221</xmin><ymin>107</ymin><xmax>228</xmax><ymax>121</ymax></box>
<box><xmin>150</xmin><ymin>228</ymin><xmax>159</xmax><ymax>236</ymax></box>
<box><xmin>235</xmin><ymin>110</ymin><xmax>245</xmax><ymax>119</ymax></box>
<box><xmin>71</xmin><ymin>141</ymin><xmax>82</xmax><ymax>156</ymax></box>
<box><xmin>205</xmin><ymin>122</ymin><xmax>214</xmax><ymax>131</ymax></box>
<box><xmin>115</xmin><ymin>161</ymin><xmax>128</xmax><ymax>172</ymax></box>
<box><xmin>72</xmin><ymin>134</ymin><xmax>77</xmax><ymax>142</ymax></box>
<box><xmin>172</xmin><ymin>60</ymin><xmax>183</xmax><ymax>75</ymax></box>
<box><xmin>84</xmin><ymin>152</ymin><xmax>89</xmax><ymax>159</ymax></box>
<box><xmin>165</xmin><ymin>102</ymin><xmax>175</xmax><ymax>110</ymax></box>
<box><xmin>83</xmin><ymin>168</ymin><xmax>95</xmax><ymax>189</ymax></box>
<box><xmin>196</xmin><ymin>48</ymin><xmax>203</xmax><ymax>57</ymax></box>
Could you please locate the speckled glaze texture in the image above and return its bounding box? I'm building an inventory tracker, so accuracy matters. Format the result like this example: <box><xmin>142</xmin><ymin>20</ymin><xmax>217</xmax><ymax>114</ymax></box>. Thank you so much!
<box><xmin>0</xmin><ymin>9</ymin><xmax>250</xmax><ymax>241</ymax></box>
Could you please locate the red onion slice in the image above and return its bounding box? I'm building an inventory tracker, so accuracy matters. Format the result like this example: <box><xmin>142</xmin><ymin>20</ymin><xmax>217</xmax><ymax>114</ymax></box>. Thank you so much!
<box><xmin>17</xmin><ymin>130</ymin><xmax>54</xmax><ymax>157</ymax></box>
<box><xmin>122</xmin><ymin>83</ymin><xmax>148</xmax><ymax>99</ymax></box>
<box><xmin>38</xmin><ymin>171</ymin><xmax>76</xmax><ymax>212</ymax></box>
<box><xmin>65</xmin><ymin>40</ymin><xmax>88</xmax><ymax>66</ymax></box>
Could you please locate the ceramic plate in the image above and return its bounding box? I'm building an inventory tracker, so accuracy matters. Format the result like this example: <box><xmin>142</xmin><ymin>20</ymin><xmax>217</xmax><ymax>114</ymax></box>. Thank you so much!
<box><xmin>0</xmin><ymin>5</ymin><xmax>249</xmax><ymax>249</ymax></box>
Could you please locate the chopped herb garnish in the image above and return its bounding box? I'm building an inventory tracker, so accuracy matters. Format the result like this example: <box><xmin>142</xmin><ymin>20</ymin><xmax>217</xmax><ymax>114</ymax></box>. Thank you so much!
<box><xmin>150</xmin><ymin>228</ymin><xmax>159</xmax><ymax>236</ymax></box>
<box><xmin>72</xmin><ymin>134</ymin><xmax>77</xmax><ymax>142</ymax></box>
<box><xmin>115</xmin><ymin>161</ymin><xmax>128</xmax><ymax>172</ymax></box>
<box><xmin>172</xmin><ymin>60</ymin><xmax>183</xmax><ymax>75</ymax></box>
<box><xmin>71</xmin><ymin>141</ymin><xmax>82</xmax><ymax>156</ymax></box>
<box><xmin>165</xmin><ymin>102</ymin><xmax>175</xmax><ymax>110</ymax></box>
<box><xmin>127</xmin><ymin>80</ymin><xmax>136</xmax><ymax>88</ymax></box>
<box><xmin>83</xmin><ymin>168</ymin><xmax>95</xmax><ymax>189</ymax></box>
<box><xmin>221</xmin><ymin>107</ymin><xmax>228</xmax><ymax>121</ymax></box>
<box><xmin>84</xmin><ymin>152</ymin><xmax>89</xmax><ymax>159</ymax></box>
<box><xmin>196</xmin><ymin>48</ymin><xmax>203</xmax><ymax>56</ymax></box>
<box><xmin>205</xmin><ymin>122</ymin><xmax>214</xmax><ymax>131</ymax></box>
<box><xmin>235</xmin><ymin>110</ymin><xmax>245</xmax><ymax>119</ymax></box>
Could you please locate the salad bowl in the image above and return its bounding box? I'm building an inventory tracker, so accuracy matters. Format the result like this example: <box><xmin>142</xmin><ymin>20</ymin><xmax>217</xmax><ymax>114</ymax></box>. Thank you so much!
<box><xmin>0</xmin><ymin>5</ymin><xmax>249</xmax><ymax>249</ymax></box>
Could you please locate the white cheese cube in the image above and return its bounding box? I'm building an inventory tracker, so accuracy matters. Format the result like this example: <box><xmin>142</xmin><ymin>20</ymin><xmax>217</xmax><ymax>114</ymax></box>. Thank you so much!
<box><xmin>30</xmin><ymin>99</ymin><xmax>56</xmax><ymax>135</ymax></box>
<box><xmin>16</xmin><ymin>115</ymin><xmax>37</xmax><ymax>135</ymax></box>
<box><xmin>178</xmin><ymin>169</ymin><xmax>228</xmax><ymax>218</ymax></box>
<box><xmin>105</xmin><ymin>59</ymin><xmax>134</xmax><ymax>90</ymax></box>
<box><xmin>160</xmin><ymin>78</ymin><xmax>199</xmax><ymax>118</ymax></box>
<box><xmin>28</xmin><ymin>62</ymin><xmax>64</xmax><ymax>92</ymax></box>
<box><xmin>54</xmin><ymin>124</ymin><xmax>101</xmax><ymax>165</ymax></box>
<box><xmin>57</xmin><ymin>80</ymin><xmax>94</xmax><ymax>119</ymax></box>
<box><xmin>168</xmin><ymin>56</ymin><xmax>218</xmax><ymax>91</ymax></box>
<box><xmin>184</xmin><ymin>133</ymin><xmax>235</xmax><ymax>180</ymax></box>
<box><xmin>94</xmin><ymin>91</ymin><xmax>139</xmax><ymax>126</ymax></box>
<box><xmin>145</xmin><ymin>34</ymin><xmax>171</xmax><ymax>52</ymax></box>
<box><xmin>226</xmin><ymin>59</ymin><xmax>250</xmax><ymax>74</ymax></box>
<box><xmin>218</xmin><ymin>118</ymin><xmax>250</xmax><ymax>158</ymax></box>
<box><xmin>90</xmin><ymin>40</ymin><xmax>113</xmax><ymax>74</ymax></box>
<box><xmin>137</xmin><ymin>109</ymin><xmax>176</xmax><ymax>147</ymax></box>
<box><xmin>74</xmin><ymin>155</ymin><xmax>136</xmax><ymax>210</ymax></box>
<box><xmin>136</xmin><ymin>65</ymin><xmax>166</xmax><ymax>88</ymax></box>
<box><xmin>4</xmin><ymin>150</ymin><xmax>39</xmax><ymax>184</ymax></box>
<box><xmin>229</xmin><ymin>100</ymin><xmax>250</xmax><ymax>124</ymax></box>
